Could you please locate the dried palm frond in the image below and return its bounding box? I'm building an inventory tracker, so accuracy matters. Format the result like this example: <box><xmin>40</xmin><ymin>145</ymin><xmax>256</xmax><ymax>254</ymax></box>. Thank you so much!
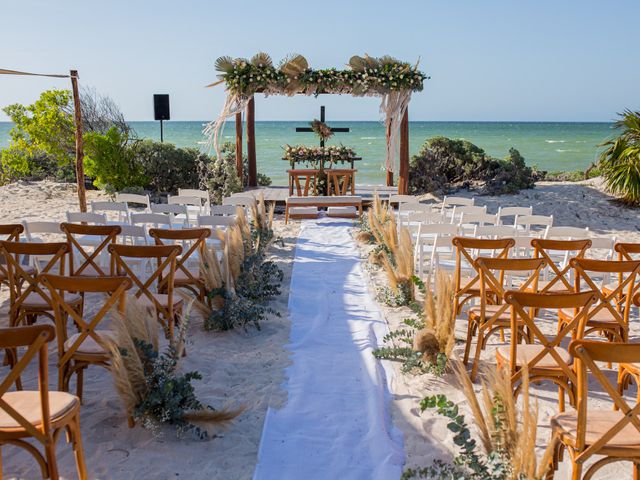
<box><xmin>250</xmin><ymin>52</ymin><xmax>272</xmax><ymax>68</ymax></box>
<box><xmin>423</xmin><ymin>271</ymin><xmax>456</xmax><ymax>356</ymax></box>
<box><xmin>214</xmin><ymin>55</ymin><xmax>235</xmax><ymax>75</ymax></box>
<box><xmin>349</xmin><ymin>55</ymin><xmax>367</xmax><ymax>72</ymax></box>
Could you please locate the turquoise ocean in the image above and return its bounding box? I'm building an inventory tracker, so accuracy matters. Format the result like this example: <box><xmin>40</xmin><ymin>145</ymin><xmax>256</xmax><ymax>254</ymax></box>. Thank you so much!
<box><xmin>0</xmin><ymin>121</ymin><xmax>614</xmax><ymax>185</ymax></box>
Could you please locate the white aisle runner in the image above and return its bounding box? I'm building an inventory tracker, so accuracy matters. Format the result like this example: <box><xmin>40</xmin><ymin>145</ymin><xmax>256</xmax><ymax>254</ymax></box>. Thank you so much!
<box><xmin>253</xmin><ymin>218</ymin><xmax>404</xmax><ymax>480</ymax></box>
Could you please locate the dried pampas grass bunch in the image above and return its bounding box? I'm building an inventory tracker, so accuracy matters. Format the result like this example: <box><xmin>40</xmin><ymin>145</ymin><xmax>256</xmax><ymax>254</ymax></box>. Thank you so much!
<box><xmin>452</xmin><ymin>361</ymin><xmax>553</xmax><ymax>479</ymax></box>
<box><xmin>379</xmin><ymin>225</ymin><xmax>415</xmax><ymax>301</ymax></box>
<box><xmin>108</xmin><ymin>297</ymin><xmax>242</xmax><ymax>438</ymax></box>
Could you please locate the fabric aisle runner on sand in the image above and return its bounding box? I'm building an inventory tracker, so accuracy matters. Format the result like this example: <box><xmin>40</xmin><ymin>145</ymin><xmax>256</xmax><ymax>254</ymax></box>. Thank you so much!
<box><xmin>253</xmin><ymin>217</ymin><xmax>404</xmax><ymax>480</ymax></box>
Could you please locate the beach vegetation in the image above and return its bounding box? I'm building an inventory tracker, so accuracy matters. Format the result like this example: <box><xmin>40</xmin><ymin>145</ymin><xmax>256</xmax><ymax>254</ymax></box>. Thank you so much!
<box><xmin>408</xmin><ymin>136</ymin><xmax>536</xmax><ymax>196</ymax></box>
<box><xmin>373</xmin><ymin>272</ymin><xmax>455</xmax><ymax>375</ymax></box>
<box><xmin>84</xmin><ymin>126</ymin><xmax>145</xmax><ymax>193</ymax></box>
<box><xmin>403</xmin><ymin>363</ymin><xmax>552</xmax><ymax>479</ymax></box>
<box><xmin>196</xmin><ymin>196</ymin><xmax>282</xmax><ymax>332</ymax></box>
<box><xmin>108</xmin><ymin>299</ymin><xmax>242</xmax><ymax>439</ymax></box>
<box><xmin>598</xmin><ymin>109</ymin><xmax>640</xmax><ymax>205</ymax></box>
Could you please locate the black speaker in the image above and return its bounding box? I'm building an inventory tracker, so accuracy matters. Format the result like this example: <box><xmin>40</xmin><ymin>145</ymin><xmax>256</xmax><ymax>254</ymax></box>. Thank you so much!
<box><xmin>153</xmin><ymin>94</ymin><xmax>170</xmax><ymax>121</ymax></box>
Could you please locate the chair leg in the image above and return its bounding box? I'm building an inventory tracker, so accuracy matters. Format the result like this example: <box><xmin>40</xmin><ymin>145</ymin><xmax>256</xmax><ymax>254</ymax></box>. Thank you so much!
<box><xmin>571</xmin><ymin>460</ymin><xmax>582</xmax><ymax>480</ymax></box>
<box><xmin>558</xmin><ymin>386</ymin><xmax>565</xmax><ymax>413</ymax></box>
<box><xmin>463</xmin><ymin>320</ymin><xmax>475</xmax><ymax>365</ymax></box>
<box><xmin>44</xmin><ymin>441</ymin><xmax>60</xmax><ymax>480</ymax></box>
<box><xmin>634</xmin><ymin>462</ymin><xmax>640</xmax><ymax>480</ymax></box>
<box><xmin>70</xmin><ymin>415</ymin><xmax>88</xmax><ymax>480</ymax></box>
<box><xmin>470</xmin><ymin>330</ymin><xmax>485</xmax><ymax>381</ymax></box>
<box><xmin>76</xmin><ymin>367</ymin><xmax>84</xmax><ymax>403</ymax></box>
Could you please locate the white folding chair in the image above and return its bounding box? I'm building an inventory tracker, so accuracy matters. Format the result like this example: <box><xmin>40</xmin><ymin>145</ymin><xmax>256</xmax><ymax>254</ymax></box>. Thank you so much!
<box><xmin>22</xmin><ymin>221</ymin><xmax>64</xmax><ymax>270</ymax></box>
<box><xmin>449</xmin><ymin>205</ymin><xmax>487</xmax><ymax>224</ymax></box>
<box><xmin>131</xmin><ymin>212</ymin><xmax>173</xmax><ymax>231</ymax></box>
<box><xmin>115</xmin><ymin>193</ymin><xmax>151</xmax><ymax>211</ymax></box>
<box><xmin>389</xmin><ymin>194</ymin><xmax>418</xmax><ymax>209</ymax></box>
<box><xmin>222</xmin><ymin>196</ymin><xmax>256</xmax><ymax>208</ymax></box>
<box><xmin>210</xmin><ymin>205</ymin><xmax>238</xmax><ymax>217</ymax></box>
<box><xmin>150</xmin><ymin>203</ymin><xmax>190</xmax><ymax>227</ymax></box>
<box><xmin>497</xmin><ymin>206</ymin><xmax>533</xmax><ymax>226</ymax></box>
<box><xmin>197</xmin><ymin>215</ymin><xmax>235</xmax><ymax>248</ymax></box>
<box><xmin>91</xmin><ymin>201</ymin><xmax>129</xmax><ymax>224</ymax></box>
<box><xmin>474</xmin><ymin>225</ymin><xmax>517</xmax><ymax>239</ymax></box>
<box><xmin>117</xmin><ymin>224</ymin><xmax>148</xmax><ymax>246</ymax></box>
<box><xmin>441</xmin><ymin>196</ymin><xmax>474</xmax><ymax>209</ymax></box>
<box><xmin>399</xmin><ymin>203</ymin><xmax>434</xmax><ymax>228</ymax></box>
<box><xmin>178</xmin><ymin>189</ymin><xmax>211</xmax><ymax>215</ymax></box>
<box><xmin>414</xmin><ymin>223</ymin><xmax>460</xmax><ymax>277</ymax></box>
<box><xmin>65</xmin><ymin>212</ymin><xmax>107</xmax><ymax>225</ymax></box>
<box><xmin>545</xmin><ymin>226</ymin><xmax>590</xmax><ymax>240</ymax></box>
<box><xmin>514</xmin><ymin>214</ymin><xmax>553</xmax><ymax>237</ymax></box>
<box><xmin>457</xmin><ymin>212</ymin><xmax>498</xmax><ymax>236</ymax></box>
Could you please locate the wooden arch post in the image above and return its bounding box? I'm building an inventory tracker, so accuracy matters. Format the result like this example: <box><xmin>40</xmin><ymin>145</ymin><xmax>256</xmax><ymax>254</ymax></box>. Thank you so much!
<box><xmin>246</xmin><ymin>96</ymin><xmax>257</xmax><ymax>187</ymax></box>
<box><xmin>385</xmin><ymin>120</ymin><xmax>393</xmax><ymax>187</ymax></box>
<box><xmin>398</xmin><ymin>107</ymin><xmax>409</xmax><ymax>195</ymax></box>
<box><xmin>235</xmin><ymin>112</ymin><xmax>243</xmax><ymax>180</ymax></box>
<box><xmin>70</xmin><ymin>70</ymin><xmax>87</xmax><ymax>212</ymax></box>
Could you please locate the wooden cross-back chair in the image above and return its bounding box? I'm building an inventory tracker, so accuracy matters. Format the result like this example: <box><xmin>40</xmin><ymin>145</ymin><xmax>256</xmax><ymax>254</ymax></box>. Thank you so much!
<box><xmin>609</xmin><ymin>242</ymin><xmax>640</xmax><ymax>295</ymax></box>
<box><xmin>465</xmin><ymin>257</ymin><xmax>546</xmax><ymax>380</ymax></box>
<box><xmin>0</xmin><ymin>325</ymin><xmax>87</xmax><ymax>480</ymax></box>
<box><xmin>41</xmin><ymin>274</ymin><xmax>131</xmax><ymax>401</ymax></box>
<box><xmin>60</xmin><ymin>223</ymin><xmax>121</xmax><ymax>277</ymax></box>
<box><xmin>0</xmin><ymin>225</ymin><xmax>25</xmax><ymax>289</ymax></box>
<box><xmin>531</xmin><ymin>238</ymin><xmax>592</xmax><ymax>294</ymax></box>
<box><xmin>549</xmin><ymin>340</ymin><xmax>640</xmax><ymax>480</ymax></box>
<box><xmin>149</xmin><ymin>227</ymin><xmax>210</xmax><ymax>301</ymax></box>
<box><xmin>499</xmin><ymin>290</ymin><xmax>596</xmax><ymax>412</ymax></box>
<box><xmin>559</xmin><ymin>258</ymin><xmax>640</xmax><ymax>345</ymax></box>
<box><xmin>108</xmin><ymin>244</ymin><xmax>182</xmax><ymax>340</ymax></box>
<box><xmin>451</xmin><ymin>237</ymin><xmax>515</xmax><ymax>315</ymax></box>
<box><xmin>0</xmin><ymin>241</ymin><xmax>82</xmax><ymax>328</ymax></box>
<box><xmin>619</xmin><ymin>292</ymin><xmax>640</xmax><ymax>407</ymax></box>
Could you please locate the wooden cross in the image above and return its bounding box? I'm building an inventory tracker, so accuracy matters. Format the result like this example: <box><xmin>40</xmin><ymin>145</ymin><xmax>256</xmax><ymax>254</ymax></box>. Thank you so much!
<box><xmin>295</xmin><ymin>105</ymin><xmax>349</xmax><ymax>147</ymax></box>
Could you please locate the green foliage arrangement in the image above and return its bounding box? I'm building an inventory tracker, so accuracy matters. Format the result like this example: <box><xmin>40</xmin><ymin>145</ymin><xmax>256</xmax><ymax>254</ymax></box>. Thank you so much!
<box><xmin>198</xmin><ymin>200</ymin><xmax>282</xmax><ymax>332</ymax></box>
<box><xmin>84</xmin><ymin>126</ymin><xmax>146</xmax><ymax>193</ymax></box>
<box><xmin>283</xmin><ymin>144</ymin><xmax>357</xmax><ymax>164</ymax></box>
<box><xmin>109</xmin><ymin>300</ymin><xmax>241</xmax><ymax>439</ymax></box>
<box><xmin>1</xmin><ymin>89</ymin><xmax>76</xmax><ymax>181</ymax></box>
<box><xmin>598</xmin><ymin>109</ymin><xmax>640</xmax><ymax>204</ymax></box>
<box><xmin>214</xmin><ymin>53</ymin><xmax>427</xmax><ymax>98</ymax></box>
<box><xmin>403</xmin><ymin>364</ymin><xmax>552</xmax><ymax>480</ymax></box>
<box><xmin>408</xmin><ymin>137</ymin><xmax>536</xmax><ymax>196</ymax></box>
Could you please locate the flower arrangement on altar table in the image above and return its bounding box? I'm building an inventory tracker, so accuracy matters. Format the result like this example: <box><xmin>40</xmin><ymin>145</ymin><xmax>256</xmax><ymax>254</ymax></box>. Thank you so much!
<box><xmin>283</xmin><ymin>145</ymin><xmax>357</xmax><ymax>163</ymax></box>
<box><xmin>310</xmin><ymin>119</ymin><xmax>333</xmax><ymax>142</ymax></box>
<box><xmin>213</xmin><ymin>53</ymin><xmax>427</xmax><ymax>98</ymax></box>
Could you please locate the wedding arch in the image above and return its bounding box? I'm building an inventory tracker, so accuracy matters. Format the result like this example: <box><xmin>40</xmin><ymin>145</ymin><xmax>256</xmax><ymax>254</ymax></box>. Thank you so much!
<box><xmin>204</xmin><ymin>53</ymin><xmax>427</xmax><ymax>194</ymax></box>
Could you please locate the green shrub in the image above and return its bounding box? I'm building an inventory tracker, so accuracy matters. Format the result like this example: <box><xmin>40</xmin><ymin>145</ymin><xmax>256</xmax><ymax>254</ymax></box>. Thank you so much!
<box><xmin>408</xmin><ymin>137</ymin><xmax>535</xmax><ymax>195</ymax></box>
<box><xmin>84</xmin><ymin>127</ymin><xmax>145</xmax><ymax>193</ymax></box>
<box><xmin>131</xmin><ymin>140</ymin><xmax>203</xmax><ymax>194</ymax></box>
<box><xmin>201</xmin><ymin>142</ymin><xmax>244</xmax><ymax>204</ymax></box>
<box><xmin>598</xmin><ymin>109</ymin><xmax>640</xmax><ymax>204</ymax></box>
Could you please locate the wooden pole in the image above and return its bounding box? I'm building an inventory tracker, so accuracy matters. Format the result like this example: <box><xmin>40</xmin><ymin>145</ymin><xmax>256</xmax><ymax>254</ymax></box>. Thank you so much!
<box><xmin>70</xmin><ymin>70</ymin><xmax>87</xmax><ymax>212</ymax></box>
<box><xmin>246</xmin><ymin>96</ymin><xmax>257</xmax><ymax>188</ymax></box>
<box><xmin>385</xmin><ymin>119</ymin><xmax>393</xmax><ymax>186</ymax></box>
<box><xmin>235</xmin><ymin>112</ymin><xmax>243</xmax><ymax>181</ymax></box>
<box><xmin>398</xmin><ymin>107</ymin><xmax>409</xmax><ymax>195</ymax></box>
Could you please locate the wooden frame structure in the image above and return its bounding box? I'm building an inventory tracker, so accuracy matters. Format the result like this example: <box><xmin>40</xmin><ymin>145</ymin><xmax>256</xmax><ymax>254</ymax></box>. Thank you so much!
<box><xmin>0</xmin><ymin>68</ymin><xmax>87</xmax><ymax>211</ymax></box>
<box><xmin>236</xmin><ymin>96</ymin><xmax>411</xmax><ymax>193</ymax></box>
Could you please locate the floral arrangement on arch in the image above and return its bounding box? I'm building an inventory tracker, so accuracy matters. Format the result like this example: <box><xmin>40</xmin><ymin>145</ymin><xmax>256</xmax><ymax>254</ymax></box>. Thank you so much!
<box><xmin>283</xmin><ymin>145</ymin><xmax>357</xmax><ymax>164</ymax></box>
<box><xmin>310</xmin><ymin>119</ymin><xmax>333</xmax><ymax>142</ymax></box>
<box><xmin>212</xmin><ymin>53</ymin><xmax>427</xmax><ymax>98</ymax></box>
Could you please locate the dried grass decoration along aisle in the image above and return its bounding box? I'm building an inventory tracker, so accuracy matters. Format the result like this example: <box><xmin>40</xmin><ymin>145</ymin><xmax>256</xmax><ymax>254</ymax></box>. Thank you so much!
<box><xmin>253</xmin><ymin>217</ymin><xmax>404</xmax><ymax>479</ymax></box>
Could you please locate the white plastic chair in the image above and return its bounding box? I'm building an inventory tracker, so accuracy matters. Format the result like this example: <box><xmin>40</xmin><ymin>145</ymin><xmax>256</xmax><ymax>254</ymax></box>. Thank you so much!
<box><xmin>389</xmin><ymin>194</ymin><xmax>418</xmax><ymax>209</ymax></box>
<box><xmin>117</xmin><ymin>224</ymin><xmax>149</xmax><ymax>246</ymax></box>
<box><xmin>197</xmin><ymin>215</ymin><xmax>235</xmax><ymax>248</ymax></box>
<box><xmin>414</xmin><ymin>223</ymin><xmax>460</xmax><ymax>277</ymax></box>
<box><xmin>91</xmin><ymin>201</ymin><xmax>129</xmax><ymax>224</ymax></box>
<box><xmin>497</xmin><ymin>206</ymin><xmax>533</xmax><ymax>226</ymax></box>
<box><xmin>22</xmin><ymin>221</ymin><xmax>64</xmax><ymax>270</ymax></box>
<box><xmin>474</xmin><ymin>225</ymin><xmax>517</xmax><ymax>239</ymax></box>
<box><xmin>441</xmin><ymin>196</ymin><xmax>474</xmax><ymax>209</ymax></box>
<box><xmin>544</xmin><ymin>226</ymin><xmax>590</xmax><ymax>240</ymax></box>
<box><xmin>65</xmin><ymin>212</ymin><xmax>107</xmax><ymax>225</ymax></box>
<box><xmin>150</xmin><ymin>203</ymin><xmax>190</xmax><ymax>227</ymax></box>
<box><xmin>222</xmin><ymin>196</ymin><xmax>256</xmax><ymax>208</ymax></box>
<box><xmin>178</xmin><ymin>189</ymin><xmax>211</xmax><ymax>215</ymax></box>
<box><xmin>131</xmin><ymin>213</ymin><xmax>173</xmax><ymax>230</ymax></box>
<box><xmin>115</xmin><ymin>193</ymin><xmax>151</xmax><ymax>211</ymax></box>
<box><xmin>449</xmin><ymin>205</ymin><xmax>487</xmax><ymax>224</ymax></box>
<box><xmin>514</xmin><ymin>214</ymin><xmax>553</xmax><ymax>237</ymax></box>
<box><xmin>457</xmin><ymin>212</ymin><xmax>498</xmax><ymax>236</ymax></box>
<box><xmin>399</xmin><ymin>202</ymin><xmax>433</xmax><ymax>228</ymax></box>
<box><xmin>210</xmin><ymin>205</ymin><xmax>238</xmax><ymax>217</ymax></box>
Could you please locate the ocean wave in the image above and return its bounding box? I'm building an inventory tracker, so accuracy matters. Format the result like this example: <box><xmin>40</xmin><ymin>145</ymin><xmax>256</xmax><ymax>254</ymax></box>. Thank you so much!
<box><xmin>555</xmin><ymin>149</ymin><xmax>578</xmax><ymax>153</ymax></box>
<box><xmin>360</xmin><ymin>137</ymin><xmax>378</xmax><ymax>140</ymax></box>
<box><xmin>546</xmin><ymin>140</ymin><xmax>566</xmax><ymax>143</ymax></box>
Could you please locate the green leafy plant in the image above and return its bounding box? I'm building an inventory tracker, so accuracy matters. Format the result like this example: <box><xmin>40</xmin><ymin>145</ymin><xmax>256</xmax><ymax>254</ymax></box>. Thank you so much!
<box><xmin>84</xmin><ymin>126</ymin><xmax>146</xmax><ymax>193</ymax></box>
<box><xmin>598</xmin><ymin>109</ymin><xmax>640</xmax><ymax>204</ymax></box>
<box><xmin>403</xmin><ymin>363</ymin><xmax>553</xmax><ymax>479</ymax></box>
<box><xmin>132</xmin><ymin>140</ymin><xmax>203</xmax><ymax>193</ymax></box>
<box><xmin>408</xmin><ymin>137</ymin><xmax>536</xmax><ymax>196</ymax></box>
<box><xmin>108</xmin><ymin>300</ymin><xmax>241</xmax><ymax>438</ymax></box>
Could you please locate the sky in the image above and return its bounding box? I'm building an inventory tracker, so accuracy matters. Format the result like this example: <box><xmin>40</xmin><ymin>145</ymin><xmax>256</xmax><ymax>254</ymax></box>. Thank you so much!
<box><xmin>0</xmin><ymin>0</ymin><xmax>638</xmax><ymax>122</ymax></box>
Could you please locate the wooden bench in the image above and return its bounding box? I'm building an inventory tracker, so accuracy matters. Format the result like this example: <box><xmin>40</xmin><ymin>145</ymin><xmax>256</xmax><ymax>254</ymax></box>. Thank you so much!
<box><xmin>285</xmin><ymin>196</ymin><xmax>363</xmax><ymax>224</ymax></box>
